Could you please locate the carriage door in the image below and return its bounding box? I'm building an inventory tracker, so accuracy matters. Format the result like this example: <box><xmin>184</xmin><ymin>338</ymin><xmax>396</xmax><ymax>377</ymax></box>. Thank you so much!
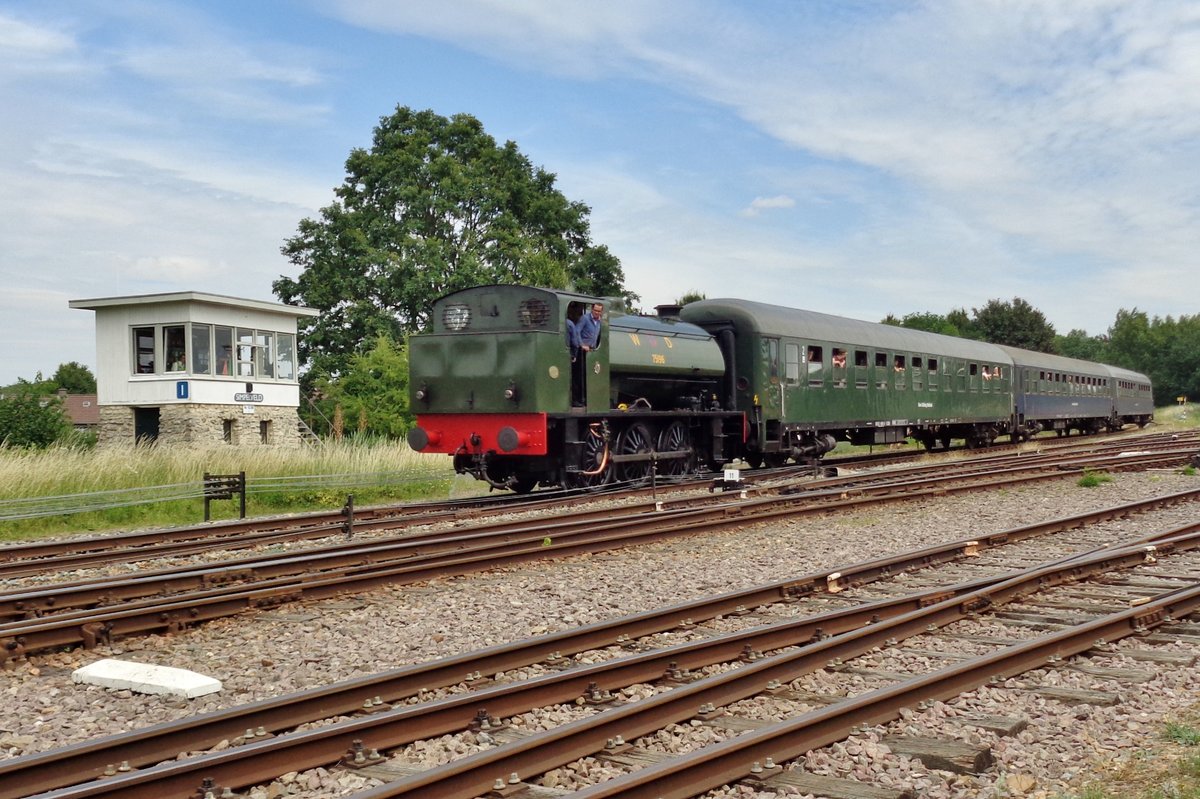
<box><xmin>765</xmin><ymin>337</ymin><xmax>782</xmax><ymax>419</ymax></box>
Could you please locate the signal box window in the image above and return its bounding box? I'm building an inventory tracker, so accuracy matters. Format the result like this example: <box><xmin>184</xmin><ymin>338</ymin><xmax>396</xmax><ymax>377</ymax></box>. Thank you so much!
<box><xmin>256</xmin><ymin>332</ymin><xmax>274</xmax><ymax>378</ymax></box>
<box><xmin>164</xmin><ymin>325</ymin><xmax>186</xmax><ymax>372</ymax></box>
<box><xmin>133</xmin><ymin>327</ymin><xmax>155</xmax><ymax>374</ymax></box>
<box><xmin>277</xmin><ymin>334</ymin><xmax>296</xmax><ymax>381</ymax></box>
<box><xmin>237</xmin><ymin>328</ymin><xmax>255</xmax><ymax>377</ymax></box>
<box><xmin>215</xmin><ymin>326</ymin><xmax>234</xmax><ymax>376</ymax></box>
<box><xmin>191</xmin><ymin>324</ymin><xmax>211</xmax><ymax>375</ymax></box>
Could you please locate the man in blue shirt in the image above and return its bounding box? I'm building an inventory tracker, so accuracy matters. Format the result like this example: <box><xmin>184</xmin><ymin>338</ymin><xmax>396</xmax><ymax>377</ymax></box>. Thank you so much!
<box><xmin>578</xmin><ymin>302</ymin><xmax>603</xmax><ymax>353</ymax></box>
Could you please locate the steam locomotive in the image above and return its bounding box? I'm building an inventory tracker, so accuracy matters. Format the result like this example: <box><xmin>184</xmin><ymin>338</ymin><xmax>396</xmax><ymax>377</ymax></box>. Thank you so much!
<box><xmin>406</xmin><ymin>284</ymin><xmax>1153</xmax><ymax>491</ymax></box>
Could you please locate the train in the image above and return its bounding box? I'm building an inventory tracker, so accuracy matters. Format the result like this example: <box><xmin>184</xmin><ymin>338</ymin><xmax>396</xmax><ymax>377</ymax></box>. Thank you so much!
<box><xmin>405</xmin><ymin>284</ymin><xmax>1154</xmax><ymax>491</ymax></box>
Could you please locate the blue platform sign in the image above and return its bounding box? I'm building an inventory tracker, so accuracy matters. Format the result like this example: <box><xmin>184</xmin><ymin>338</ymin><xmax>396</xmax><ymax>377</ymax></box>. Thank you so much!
<box><xmin>176</xmin><ymin>381</ymin><xmax>189</xmax><ymax>399</ymax></box>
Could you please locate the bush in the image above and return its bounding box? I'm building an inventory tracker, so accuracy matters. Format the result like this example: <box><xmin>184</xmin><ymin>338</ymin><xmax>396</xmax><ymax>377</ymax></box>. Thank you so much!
<box><xmin>0</xmin><ymin>388</ymin><xmax>71</xmax><ymax>448</ymax></box>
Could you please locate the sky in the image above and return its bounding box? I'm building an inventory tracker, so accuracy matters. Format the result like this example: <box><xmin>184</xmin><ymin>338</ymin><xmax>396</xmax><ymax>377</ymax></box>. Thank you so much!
<box><xmin>2</xmin><ymin>0</ymin><xmax>1198</xmax><ymax>385</ymax></box>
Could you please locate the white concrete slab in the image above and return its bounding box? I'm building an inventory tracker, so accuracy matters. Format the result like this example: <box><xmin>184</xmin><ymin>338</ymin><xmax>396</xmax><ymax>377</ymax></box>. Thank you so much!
<box><xmin>72</xmin><ymin>658</ymin><xmax>222</xmax><ymax>698</ymax></box>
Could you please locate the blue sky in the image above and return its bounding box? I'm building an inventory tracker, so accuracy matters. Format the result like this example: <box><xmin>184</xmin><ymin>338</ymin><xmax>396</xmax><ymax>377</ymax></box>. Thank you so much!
<box><xmin>2</xmin><ymin>0</ymin><xmax>1198</xmax><ymax>385</ymax></box>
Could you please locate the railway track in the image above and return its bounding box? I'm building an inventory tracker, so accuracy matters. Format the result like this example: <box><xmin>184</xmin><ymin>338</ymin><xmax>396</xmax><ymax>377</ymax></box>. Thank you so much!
<box><xmin>1</xmin><ymin>429</ymin><xmax>1193</xmax><ymax>584</ymax></box>
<box><xmin>6</xmin><ymin>481</ymin><xmax>1200</xmax><ymax>798</ymax></box>
<box><xmin>0</xmin><ymin>436</ymin><xmax>1194</xmax><ymax>666</ymax></box>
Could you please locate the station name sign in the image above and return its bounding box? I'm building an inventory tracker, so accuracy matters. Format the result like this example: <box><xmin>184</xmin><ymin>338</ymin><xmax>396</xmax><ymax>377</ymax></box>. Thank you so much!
<box><xmin>234</xmin><ymin>392</ymin><xmax>264</xmax><ymax>403</ymax></box>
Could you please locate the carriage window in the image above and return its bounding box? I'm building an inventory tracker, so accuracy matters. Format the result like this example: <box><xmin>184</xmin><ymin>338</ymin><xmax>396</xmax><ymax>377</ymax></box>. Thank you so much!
<box><xmin>969</xmin><ymin>363</ymin><xmax>978</xmax><ymax>376</ymax></box>
<box><xmin>768</xmin><ymin>338</ymin><xmax>780</xmax><ymax>380</ymax></box>
<box><xmin>784</xmin><ymin>342</ymin><xmax>800</xmax><ymax>384</ymax></box>
<box><xmin>893</xmin><ymin>355</ymin><xmax>906</xmax><ymax>372</ymax></box>
<box><xmin>807</xmin><ymin>345</ymin><xmax>823</xmax><ymax>386</ymax></box>
<box><xmin>928</xmin><ymin>358</ymin><xmax>938</xmax><ymax>371</ymax></box>
<box><xmin>855</xmin><ymin>350</ymin><xmax>868</xmax><ymax>367</ymax></box>
<box><xmin>832</xmin><ymin>348</ymin><xmax>847</xmax><ymax>369</ymax></box>
<box><xmin>912</xmin><ymin>357</ymin><xmax>923</xmax><ymax>370</ymax></box>
<box><xmin>927</xmin><ymin>358</ymin><xmax>938</xmax><ymax>388</ymax></box>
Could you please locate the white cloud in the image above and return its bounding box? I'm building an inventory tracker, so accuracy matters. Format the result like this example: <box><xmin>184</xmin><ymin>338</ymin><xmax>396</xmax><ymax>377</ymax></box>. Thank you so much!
<box><xmin>740</xmin><ymin>195</ymin><xmax>794</xmax><ymax>217</ymax></box>
<box><xmin>0</xmin><ymin>12</ymin><xmax>75</xmax><ymax>56</ymax></box>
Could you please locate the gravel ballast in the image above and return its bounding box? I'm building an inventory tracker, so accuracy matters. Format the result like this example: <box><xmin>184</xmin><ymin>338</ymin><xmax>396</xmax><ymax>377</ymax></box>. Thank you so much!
<box><xmin>2</xmin><ymin>471</ymin><xmax>1200</xmax><ymax>799</ymax></box>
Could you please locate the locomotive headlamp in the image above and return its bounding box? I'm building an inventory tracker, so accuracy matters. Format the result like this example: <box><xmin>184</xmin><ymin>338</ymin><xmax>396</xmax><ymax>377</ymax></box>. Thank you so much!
<box><xmin>503</xmin><ymin>381</ymin><xmax>519</xmax><ymax>402</ymax></box>
<box><xmin>415</xmin><ymin>383</ymin><xmax>430</xmax><ymax>402</ymax></box>
<box><xmin>443</xmin><ymin>304</ymin><xmax>471</xmax><ymax>331</ymax></box>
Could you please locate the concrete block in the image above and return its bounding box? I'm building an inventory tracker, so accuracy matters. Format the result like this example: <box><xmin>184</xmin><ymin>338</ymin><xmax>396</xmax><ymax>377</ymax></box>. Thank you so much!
<box><xmin>72</xmin><ymin>658</ymin><xmax>222</xmax><ymax>698</ymax></box>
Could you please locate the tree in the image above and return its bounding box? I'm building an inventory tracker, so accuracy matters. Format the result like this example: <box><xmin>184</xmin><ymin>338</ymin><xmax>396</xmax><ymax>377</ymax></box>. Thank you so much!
<box><xmin>881</xmin><ymin>311</ymin><xmax>967</xmax><ymax>338</ymax></box>
<box><xmin>274</xmin><ymin>106</ymin><xmax>634</xmax><ymax>377</ymax></box>
<box><xmin>971</xmin><ymin>298</ymin><xmax>1056</xmax><ymax>352</ymax></box>
<box><xmin>50</xmin><ymin>362</ymin><xmax>97</xmax><ymax>394</ymax></box>
<box><xmin>305</xmin><ymin>335</ymin><xmax>413</xmax><ymax>439</ymax></box>
<box><xmin>0</xmin><ymin>387</ymin><xmax>71</xmax><ymax>448</ymax></box>
<box><xmin>1055</xmin><ymin>329</ymin><xmax>1109</xmax><ymax>362</ymax></box>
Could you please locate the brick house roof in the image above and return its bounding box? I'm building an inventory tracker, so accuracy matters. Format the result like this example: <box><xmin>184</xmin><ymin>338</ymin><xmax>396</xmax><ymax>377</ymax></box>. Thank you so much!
<box><xmin>55</xmin><ymin>390</ymin><xmax>100</xmax><ymax>426</ymax></box>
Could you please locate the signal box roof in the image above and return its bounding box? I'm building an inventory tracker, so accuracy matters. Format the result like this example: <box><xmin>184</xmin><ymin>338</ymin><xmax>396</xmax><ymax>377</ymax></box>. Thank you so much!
<box><xmin>69</xmin><ymin>291</ymin><xmax>319</xmax><ymax>317</ymax></box>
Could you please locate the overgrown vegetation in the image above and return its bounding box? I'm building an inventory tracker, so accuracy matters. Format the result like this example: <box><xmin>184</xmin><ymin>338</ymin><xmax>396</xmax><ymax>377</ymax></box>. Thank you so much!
<box><xmin>1077</xmin><ymin>469</ymin><xmax>1114</xmax><ymax>488</ymax></box>
<box><xmin>0</xmin><ymin>439</ymin><xmax>459</xmax><ymax>540</ymax></box>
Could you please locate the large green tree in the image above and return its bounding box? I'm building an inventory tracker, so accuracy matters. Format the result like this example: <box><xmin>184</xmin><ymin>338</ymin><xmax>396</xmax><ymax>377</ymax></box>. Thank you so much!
<box><xmin>971</xmin><ymin>297</ymin><xmax>1056</xmax><ymax>352</ymax></box>
<box><xmin>274</xmin><ymin>106</ymin><xmax>632</xmax><ymax>377</ymax></box>
<box><xmin>50</xmin><ymin>362</ymin><xmax>97</xmax><ymax>394</ymax></box>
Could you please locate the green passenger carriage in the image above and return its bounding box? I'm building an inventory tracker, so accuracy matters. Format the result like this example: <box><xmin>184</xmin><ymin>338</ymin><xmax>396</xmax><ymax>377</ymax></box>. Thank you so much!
<box><xmin>678</xmin><ymin>299</ymin><xmax>1015</xmax><ymax>461</ymax></box>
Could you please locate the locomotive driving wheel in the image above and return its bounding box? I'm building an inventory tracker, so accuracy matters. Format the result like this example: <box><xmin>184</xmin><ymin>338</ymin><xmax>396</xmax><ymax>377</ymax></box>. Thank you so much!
<box><xmin>615</xmin><ymin>422</ymin><xmax>655</xmax><ymax>484</ymax></box>
<box><xmin>656</xmin><ymin>421</ymin><xmax>694</xmax><ymax>477</ymax></box>
<box><xmin>571</xmin><ymin>422</ymin><xmax>612</xmax><ymax>488</ymax></box>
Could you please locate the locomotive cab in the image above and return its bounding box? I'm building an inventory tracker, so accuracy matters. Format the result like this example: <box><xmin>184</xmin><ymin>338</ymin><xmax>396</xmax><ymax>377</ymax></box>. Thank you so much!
<box><xmin>406</xmin><ymin>285</ymin><xmax>608</xmax><ymax>491</ymax></box>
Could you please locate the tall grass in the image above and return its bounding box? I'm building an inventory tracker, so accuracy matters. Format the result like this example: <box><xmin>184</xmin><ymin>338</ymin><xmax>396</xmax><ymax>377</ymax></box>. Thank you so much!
<box><xmin>0</xmin><ymin>439</ymin><xmax>460</xmax><ymax>540</ymax></box>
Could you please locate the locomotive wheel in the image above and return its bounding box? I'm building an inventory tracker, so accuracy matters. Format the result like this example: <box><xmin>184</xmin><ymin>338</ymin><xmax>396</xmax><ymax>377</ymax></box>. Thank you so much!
<box><xmin>512</xmin><ymin>475</ymin><xmax>538</xmax><ymax>494</ymax></box>
<box><xmin>572</xmin><ymin>423</ymin><xmax>612</xmax><ymax>488</ymax></box>
<box><xmin>616</xmin><ymin>422</ymin><xmax>655</xmax><ymax>484</ymax></box>
<box><xmin>656</xmin><ymin>421</ymin><xmax>694</xmax><ymax>476</ymax></box>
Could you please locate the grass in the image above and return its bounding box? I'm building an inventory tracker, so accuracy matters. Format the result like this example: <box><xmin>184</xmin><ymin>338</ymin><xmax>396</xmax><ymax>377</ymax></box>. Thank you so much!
<box><xmin>0</xmin><ymin>438</ymin><xmax>461</xmax><ymax>541</ymax></box>
<box><xmin>1052</xmin><ymin>716</ymin><xmax>1200</xmax><ymax>799</ymax></box>
<box><xmin>1077</xmin><ymin>469</ymin><xmax>1115</xmax><ymax>488</ymax></box>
